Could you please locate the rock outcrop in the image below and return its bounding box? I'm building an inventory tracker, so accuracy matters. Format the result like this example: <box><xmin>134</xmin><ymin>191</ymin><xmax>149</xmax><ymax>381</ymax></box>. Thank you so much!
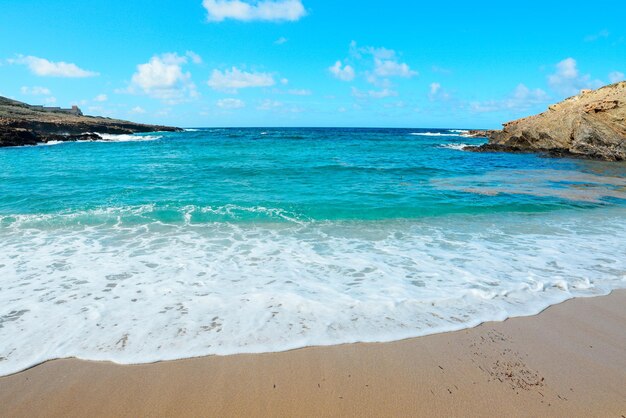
<box><xmin>0</xmin><ymin>96</ymin><xmax>181</xmax><ymax>147</ymax></box>
<box><xmin>468</xmin><ymin>82</ymin><xmax>626</xmax><ymax>161</ymax></box>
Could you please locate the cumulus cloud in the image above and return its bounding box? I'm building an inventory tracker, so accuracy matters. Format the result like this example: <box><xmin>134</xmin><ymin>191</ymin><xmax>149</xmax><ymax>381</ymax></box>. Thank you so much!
<box><xmin>207</xmin><ymin>67</ymin><xmax>275</xmax><ymax>92</ymax></box>
<box><xmin>548</xmin><ymin>58</ymin><xmax>603</xmax><ymax>97</ymax></box>
<box><xmin>257</xmin><ymin>99</ymin><xmax>283</xmax><ymax>110</ymax></box>
<box><xmin>128</xmin><ymin>53</ymin><xmax>198</xmax><ymax>103</ymax></box>
<box><xmin>608</xmin><ymin>71</ymin><xmax>624</xmax><ymax>83</ymax></box>
<box><xmin>186</xmin><ymin>51</ymin><xmax>203</xmax><ymax>64</ymax></box>
<box><xmin>203</xmin><ymin>0</ymin><xmax>306</xmax><ymax>22</ymax></box>
<box><xmin>352</xmin><ymin>87</ymin><xmax>398</xmax><ymax>99</ymax></box>
<box><xmin>217</xmin><ymin>98</ymin><xmax>246</xmax><ymax>109</ymax></box>
<box><xmin>341</xmin><ymin>42</ymin><xmax>417</xmax><ymax>86</ymax></box>
<box><xmin>428</xmin><ymin>82</ymin><xmax>450</xmax><ymax>101</ymax></box>
<box><xmin>20</xmin><ymin>86</ymin><xmax>57</xmax><ymax>104</ymax></box>
<box><xmin>9</xmin><ymin>55</ymin><xmax>98</xmax><ymax>78</ymax></box>
<box><xmin>94</xmin><ymin>94</ymin><xmax>108</xmax><ymax>102</ymax></box>
<box><xmin>470</xmin><ymin>84</ymin><xmax>549</xmax><ymax>113</ymax></box>
<box><xmin>20</xmin><ymin>86</ymin><xmax>51</xmax><ymax>96</ymax></box>
<box><xmin>373</xmin><ymin>58</ymin><xmax>417</xmax><ymax>78</ymax></box>
<box><xmin>349</xmin><ymin>42</ymin><xmax>395</xmax><ymax>60</ymax></box>
<box><xmin>274</xmin><ymin>37</ymin><xmax>288</xmax><ymax>45</ymax></box>
<box><xmin>329</xmin><ymin>61</ymin><xmax>355</xmax><ymax>81</ymax></box>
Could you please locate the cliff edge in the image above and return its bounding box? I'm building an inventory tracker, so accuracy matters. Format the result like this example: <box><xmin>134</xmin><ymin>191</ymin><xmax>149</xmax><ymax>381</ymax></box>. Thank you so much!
<box><xmin>468</xmin><ymin>82</ymin><xmax>626</xmax><ymax>161</ymax></box>
<box><xmin>0</xmin><ymin>96</ymin><xmax>181</xmax><ymax>147</ymax></box>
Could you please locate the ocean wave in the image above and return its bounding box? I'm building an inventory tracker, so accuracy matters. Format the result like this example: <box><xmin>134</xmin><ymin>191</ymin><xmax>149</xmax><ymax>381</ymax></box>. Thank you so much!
<box><xmin>410</xmin><ymin>132</ymin><xmax>464</xmax><ymax>137</ymax></box>
<box><xmin>438</xmin><ymin>143</ymin><xmax>470</xmax><ymax>151</ymax></box>
<box><xmin>0</xmin><ymin>204</ymin><xmax>310</xmax><ymax>229</ymax></box>
<box><xmin>37</xmin><ymin>140</ymin><xmax>65</xmax><ymax>146</ymax></box>
<box><xmin>0</xmin><ymin>209</ymin><xmax>624</xmax><ymax>376</ymax></box>
<box><xmin>95</xmin><ymin>133</ymin><xmax>163</xmax><ymax>142</ymax></box>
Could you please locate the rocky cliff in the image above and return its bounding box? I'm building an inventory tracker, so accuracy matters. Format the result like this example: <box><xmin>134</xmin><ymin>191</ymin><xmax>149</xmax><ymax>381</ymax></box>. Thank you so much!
<box><xmin>0</xmin><ymin>96</ymin><xmax>181</xmax><ymax>147</ymax></box>
<box><xmin>468</xmin><ymin>82</ymin><xmax>626</xmax><ymax>161</ymax></box>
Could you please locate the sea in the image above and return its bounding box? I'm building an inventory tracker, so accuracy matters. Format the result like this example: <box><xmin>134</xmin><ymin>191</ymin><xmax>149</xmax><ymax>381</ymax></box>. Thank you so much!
<box><xmin>1</xmin><ymin>127</ymin><xmax>625</xmax><ymax>376</ymax></box>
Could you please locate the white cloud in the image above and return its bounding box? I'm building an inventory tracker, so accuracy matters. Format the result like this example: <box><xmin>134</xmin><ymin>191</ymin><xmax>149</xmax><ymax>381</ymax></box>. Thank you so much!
<box><xmin>130</xmin><ymin>106</ymin><xmax>146</xmax><ymax>114</ymax></box>
<box><xmin>584</xmin><ymin>29</ymin><xmax>609</xmax><ymax>42</ymax></box>
<box><xmin>428</xmin><ymin>82</ymin><xmax>450</xmax><ymax>101</ymax></box>
<box><xmin>20</xmin><ymin>86</ymin><xmax>51</xmax><ymax>96</ymax></box>
<box><xmin>94</xmin><ymin>94</ymin><xmax>108</xmax><ymax>102</ymax></box>
<box><xmin>548</xmin><ymin>58</ymin><xmax>603</xmax><ymax>96</ymax></box>
<box><xmin>207</xmin><ymin>67</ymin><xmax>275</xmax><ymax>92</ymax></box>
<box><xmin>217</xmin><ymin>98</ymin><xmax>246</xmax><ymax>109</ymax></box>
<box><xmin>608</xmin><ymin>71</ymin><xmax>624</xmax><ymax>83</ymax></box>
<box><xmin>20</xmin><ymin>86</ymin><xmax>56</xmax><ymax>104</ymax></box>
<box><xmin>288</xmin><ymin>89</ymin><xmax>312</xmax><ymax>96</ymax></box>
<box><xmin>128</xmin><ymin>53</ymin><xmax>198</xmax><ymax>103</ymax></box>
<box><xmin>343</xmin><ymin>42</ymin><xmax>417</xmax><ymax>86</ymax></box>
<box><xmin>352</xmin><ymin>87</ymin><xmax>398</xmax><ymax>99</ymax></box>
<box><xmin>9</xmin><ymin>55</ymin><xmax>98</xmax><ymax>78</ymax></box>
<box><xmin>257</xmin><ymin>99</ymin><xmax>283</xmax><ymax>110</ymax></box>
<box><xmin>202</xmin><ymin>0</ymin><xmax>306</xmax><ymax>22</ymax></box>
<box><xmin>186</xmin><ymin>51</ymin><xmax>203</xmax><ymax>64</ymax></box>
<box><xmin>373</xmin><ymin>58</ymin><xmax>417</xmax><ymax>78</ymax></box>
<box><xmin>274</xmin><ymin>37</ymin><xmax>288</xmax><ymax>45</ymax></box>
<box><xmin>470</xmin><ymin>84</ymin><xmax>549</xmax><ymax>113</ymax></box>
<box><xmin>329</xmin><ymin>61</ymin><xmax>355</xmax><ymax>81</ymax></box>
<box><xmin>350</xmin><ymin>42</ymin><xmax>395</xmax><ymax>60</ymax></box>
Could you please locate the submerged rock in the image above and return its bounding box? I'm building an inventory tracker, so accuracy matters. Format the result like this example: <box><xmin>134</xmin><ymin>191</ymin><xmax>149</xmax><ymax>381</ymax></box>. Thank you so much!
<box><xmin>0</xmin><ymin>96</ymin><xmax>182</xmax><ymax>147</ymax></box>
<box><xmin>468</xmin><ymin>82</ymin><xmax>626</xmax><ymax>161</ymax></box>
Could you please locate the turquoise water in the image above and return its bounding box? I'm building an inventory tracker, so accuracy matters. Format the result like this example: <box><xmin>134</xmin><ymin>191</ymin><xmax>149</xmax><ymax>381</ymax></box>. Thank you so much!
<box><xmin>2</xmin><ymin>128</ymin><xmax>625</xmax><ymax>223</ymax></box>
<box><xmin>0</xmin><ymin>128</ymin><xmax>625</xmax><ymax>375</ymax></box>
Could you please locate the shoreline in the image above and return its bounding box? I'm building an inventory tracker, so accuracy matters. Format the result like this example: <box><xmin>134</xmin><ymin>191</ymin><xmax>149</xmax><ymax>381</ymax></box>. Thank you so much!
<box><xmin>1</xmin><ymin>290</ymin><xmax>625</xmax><ymax>417</ymax></box>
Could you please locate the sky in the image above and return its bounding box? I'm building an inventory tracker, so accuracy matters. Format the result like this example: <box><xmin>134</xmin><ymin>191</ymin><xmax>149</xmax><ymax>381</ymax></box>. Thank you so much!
<box><xmin>1</xmin><ymin>0</ymin><xmax>624</xmax><ymax>128</ymax></box>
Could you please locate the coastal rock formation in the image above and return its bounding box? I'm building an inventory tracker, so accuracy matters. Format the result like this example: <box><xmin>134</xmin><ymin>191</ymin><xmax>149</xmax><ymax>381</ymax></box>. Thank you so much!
<box><xmin>0</xmin><ymin>96</ymin><xmax>181</xmax><ymax>147</ymax></box>
<box><xmin>468</xmin><ymin>82</ymin><xmax>626</xmax><ymax>160</ymax></box>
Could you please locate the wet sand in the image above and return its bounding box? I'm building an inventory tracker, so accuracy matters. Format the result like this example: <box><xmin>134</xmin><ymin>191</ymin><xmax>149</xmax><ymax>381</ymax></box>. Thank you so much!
<box><xmin>1</xmin><ymin>290</ymin><xmax>625</xmax><ymax>417</ymax></box>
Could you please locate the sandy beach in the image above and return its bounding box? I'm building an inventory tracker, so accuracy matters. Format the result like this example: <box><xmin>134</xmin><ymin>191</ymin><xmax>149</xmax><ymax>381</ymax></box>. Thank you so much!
<box><xmin>0</xmin><ymin>290</ymin><xmax>624</xmax><ymax>417</ymax></box>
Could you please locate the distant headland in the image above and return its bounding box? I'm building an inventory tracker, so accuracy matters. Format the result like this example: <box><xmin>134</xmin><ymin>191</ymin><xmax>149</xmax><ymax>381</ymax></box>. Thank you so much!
<box><xmin>0</xmin><ymin>96</ymin><xmax>181</xmax><ymax>147</ymax></box>
<box><xmin>467</xmin><ymin>82</ymin><xmax>626</xmax><ymax>161</ymax></box>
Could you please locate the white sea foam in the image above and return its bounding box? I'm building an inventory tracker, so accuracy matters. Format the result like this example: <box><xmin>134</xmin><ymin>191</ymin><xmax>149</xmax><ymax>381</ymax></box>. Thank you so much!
<box><xmin>184</xmin><ymin>129</ymin><xmax>200</xmax><ymax>132</ymax></box>
<box><xmin>448</xmin><ymin>129</ymin><xmax>469</xmax><ymax>133</ymax></box>
<box><xmin>0</xmin><ymin>208</ymin><xmax>625</xmax><ymax>376</ymax></box>
<box><xmin>95</xmin><ymin>133</ymin><xmax>162</xmax><ymax>142</ymax></box>
<box><xmin>37</xmin><ymin>140</ymin><xmax>65</xmax><ymax>146</ymax></box>
<box><xmin>438</xmin><ymin>143</ymin><xmax>470</xmax><ymax>151</ymax></box>
<box><xmin>410</xmin><ymin>132</ymin><xmax>464</xmax><ymax>137</ymax></box>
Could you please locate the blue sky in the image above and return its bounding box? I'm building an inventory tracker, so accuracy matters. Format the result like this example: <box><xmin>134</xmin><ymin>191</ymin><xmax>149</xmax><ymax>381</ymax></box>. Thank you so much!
<box><xmin>1</xmin><ymin>0</ymin><xmax>624</xmax><ymax>128</ymax></box>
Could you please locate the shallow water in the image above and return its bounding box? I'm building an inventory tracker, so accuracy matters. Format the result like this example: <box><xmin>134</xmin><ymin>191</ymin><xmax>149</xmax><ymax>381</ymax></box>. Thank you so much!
<box><xmin>0</xmin><ymin>128</ymin><xmax>625</xmax><ymax>375</ymax></box>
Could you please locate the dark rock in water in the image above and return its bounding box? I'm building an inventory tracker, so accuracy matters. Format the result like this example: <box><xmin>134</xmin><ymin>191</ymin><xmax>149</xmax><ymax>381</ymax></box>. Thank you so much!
<box><xmin>0</xmin><ymin>96</ymin><xmax>182</xmax><ymax>148</ymax></box>
<box><xmin>0</xmin><ymin>127</ymin><xmax>40</xmax><ymax>147</ymax></box>
<box><xmin>468</xmin><ymin>82</ymin><xmax>626</xmax><ymax>161</ymax></box>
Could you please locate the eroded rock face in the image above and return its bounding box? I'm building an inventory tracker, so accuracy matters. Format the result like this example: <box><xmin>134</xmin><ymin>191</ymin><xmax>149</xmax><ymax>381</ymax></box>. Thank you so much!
<box><xmin>0</xmin><ymin>96</ymin><xmax>182</xmax><ymax>147</ymax></box>
<box><xmin>469</xmin><ymin>82</ymin><xmax>626</xmax><ymax>161</ymax></box>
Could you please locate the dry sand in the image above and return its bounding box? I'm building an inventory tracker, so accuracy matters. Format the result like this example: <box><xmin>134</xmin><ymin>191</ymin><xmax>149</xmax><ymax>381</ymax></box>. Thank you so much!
<box><xmin>1</xmin><ymin>290</ymin><xmax>625</xmax><ymax>417</ymax></box>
